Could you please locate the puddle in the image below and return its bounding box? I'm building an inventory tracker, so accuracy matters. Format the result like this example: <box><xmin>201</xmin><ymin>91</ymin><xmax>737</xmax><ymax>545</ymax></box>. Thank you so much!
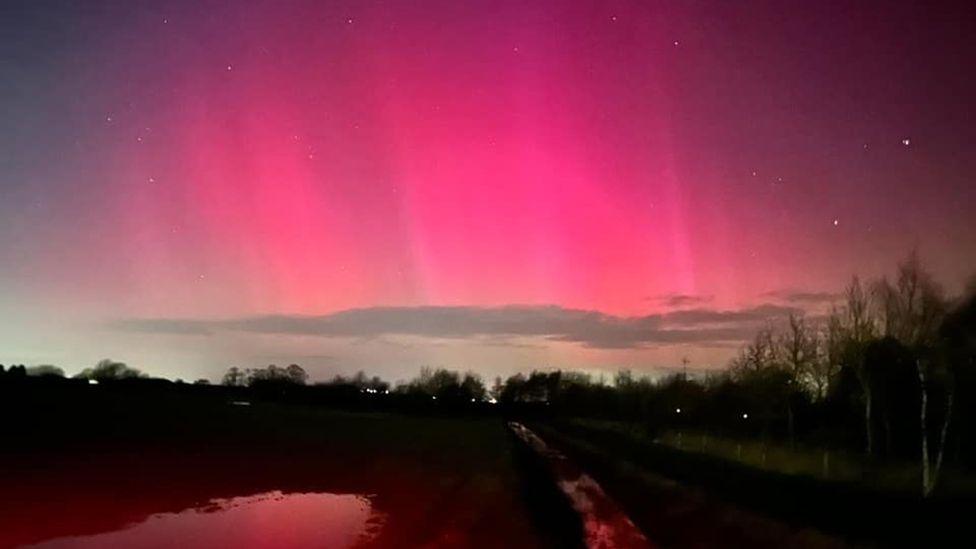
<box><xmin>23</xmin><ymin>491</ymin><xmax>386</xmax><ymax>549</ymax></box>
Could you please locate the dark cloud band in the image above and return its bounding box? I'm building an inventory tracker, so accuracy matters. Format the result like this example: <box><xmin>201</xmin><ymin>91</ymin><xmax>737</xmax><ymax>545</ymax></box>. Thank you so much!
<box><xmin>111</xmin><ymin>303</ymin><xmax>802</xmax><ymax>350</ymax></box>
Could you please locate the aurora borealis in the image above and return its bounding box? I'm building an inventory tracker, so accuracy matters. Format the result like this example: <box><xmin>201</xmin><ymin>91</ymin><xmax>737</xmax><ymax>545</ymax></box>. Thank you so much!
<box><xmin>2</xmin><ymin>1</ymin><xmax>974</xmax><ymax>381</ymax></box>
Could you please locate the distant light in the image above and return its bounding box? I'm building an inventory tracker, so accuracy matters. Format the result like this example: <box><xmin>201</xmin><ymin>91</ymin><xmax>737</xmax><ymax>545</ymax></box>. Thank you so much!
<box><xmin>470</xmin><ymin>398</ymin><xmax>476</xmax><ymax>403</ymax></box>
<box><xmin>226</xmin><ymin>65</ymin><xmax>233</xmax><ymax>71</ymax></box>
<box><xmin>488</xmin><ymin>397</ymin><xmax>498</xmax><ymax>405</ymax></box>
<box><xmin>742</xmin><ymin>413</ymin><xmax>749</xmax><ymax>419</ymax></box>
<box><xmin>675</xmin><ymin>407</ymin><xmax>681</xmax><ymax>414</ymax></box>
<box><xmin>431</xmin><ymin>396</ymin><xmax>437</xmax><ymax>400</ymax></box>
<box><xmin>88</xmin><ymin>379</ymin><xmax>98</xmax><ymax>385</ymax></box>
<box><xmin>902</xmin><ymin>138</ymin><xmax>911</xmax><ymax>146</ymax></box>
<box><xmin>832</xmin><ymin>219</ymin><xmax>839</xmax><ymax>227</ymax></box>
<box><xmin>231</xmin><ymin>401</ymin><xmax>251</xmax><ymax>406</ymax></box>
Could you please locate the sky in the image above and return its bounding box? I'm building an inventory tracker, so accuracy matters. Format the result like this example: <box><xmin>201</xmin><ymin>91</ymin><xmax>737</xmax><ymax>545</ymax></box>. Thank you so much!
<box><xmin>1</xmin><ymin>0</ymin><xmax>974</xmax><ymax>382</ymax></box>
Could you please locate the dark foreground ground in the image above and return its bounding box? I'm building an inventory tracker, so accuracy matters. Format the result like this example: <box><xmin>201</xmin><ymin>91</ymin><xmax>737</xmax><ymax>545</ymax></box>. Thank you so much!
<box><xmin>0</xmin><ymin>383</ymin><xmax>581</xmax><ymax>549</ymax></box>
<box><xmin>533</xmin><ymin>419</ymin><xmax>976</xmax><ymax>549</ymax></box>
<box><xmin>3</xmin><ymin>381</ymin><xmax>971</xmax><ymax>548</ymax></box>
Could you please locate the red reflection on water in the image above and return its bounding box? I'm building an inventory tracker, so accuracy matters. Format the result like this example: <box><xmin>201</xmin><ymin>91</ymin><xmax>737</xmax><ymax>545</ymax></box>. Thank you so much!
<box><xmin>23</xmin><ymin>491</ymin><xmax>386</xmax><ymax>549</ymax></box>
<box><xmin>508</xmin><ymin>423</ymin><xmax>652</xmax><ymax>549</ymax></box>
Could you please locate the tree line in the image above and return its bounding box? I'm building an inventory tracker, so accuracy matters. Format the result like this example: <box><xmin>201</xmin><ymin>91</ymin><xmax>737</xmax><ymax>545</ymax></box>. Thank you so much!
<box><xmin>4</xmin><ymin>253</ymin><xmax>973</xmax><ymax>495</ymax></box>
<box><xmin>490</xmin><ymin>253</ymin><xmax>975</xmax><ymax>497</ymax></box>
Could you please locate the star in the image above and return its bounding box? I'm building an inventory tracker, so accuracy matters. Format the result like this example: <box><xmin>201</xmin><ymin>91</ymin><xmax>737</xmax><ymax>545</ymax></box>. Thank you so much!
<box><xmin>346</xmin><ymin>18</ymin><xmax>354</xmax><ymax>24</ymax></box>
<box><xmin>673</xmin><ymin>40</ymin><xmax>679</xmax><ymax>46</ymax></box>
<box><xmin>610</xmin><ymin>15</ymin><xmax>618</xmax><ymax>22</ymax></box>
<box><xmin>136</xmin><ymin>136</ymin><xmax>143</xmax><ymax>143</ymax></box>
<box><xmin>832</xmin><ymin>219</ymin><xmax>839</xmax><ymax>227</ymax></box>
<box><xmin>513</xmin><ymin>46</ymin><xmax>519</xmax><ymax>53</ymax></box>
<box><xmin>148</xmin><ymin>177</ymin><xmax>155</xmax><ymax>183</ymax></box>
<box><xmin>226</xmin><ymin>65</ymin><xmax>233</xmax><ymax>71</ymax></box>
<box><xmin>902</xmin><ymin>138</ymin><xmax>911</xmax><ymax>146</ymax></box>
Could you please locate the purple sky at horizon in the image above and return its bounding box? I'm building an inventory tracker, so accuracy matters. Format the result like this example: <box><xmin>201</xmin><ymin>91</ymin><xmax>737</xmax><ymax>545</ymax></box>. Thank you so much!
<box><xmin>1</xmin><ymin>0</ymin><xmax>974</xmax><ymax>382</ymax></box>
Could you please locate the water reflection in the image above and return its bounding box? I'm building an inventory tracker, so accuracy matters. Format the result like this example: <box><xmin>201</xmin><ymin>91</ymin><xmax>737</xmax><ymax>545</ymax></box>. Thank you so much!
<box><xmin>24</xmin><ymin>491</ymin><xmax>386</xmax><ymax>549</ymax></box>
<box><xmin>508</xmin><ymin>422</ymin><xmax>650</xmax><ymax>549</ymax></box>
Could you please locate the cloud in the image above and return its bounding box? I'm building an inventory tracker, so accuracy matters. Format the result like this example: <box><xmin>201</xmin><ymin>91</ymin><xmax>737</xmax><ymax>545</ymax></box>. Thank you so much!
<box><xmin>108</xmin><ymin>318</ymin><xmax>213</xmax><ymax>335</ymax></box>
<box><xmin>647</xmin><ymin>293</ymin><xmax>715</xmax><ymax>308</ymax></box>
<box><xmin>111</xmin><ymin>303</ymin><xmax>802</xmax><ymax>350</ymax></box>
<box><xmin>762</xmin><ymin>290</ymin><xmax>841</xmax><ymax>305</ymax></box>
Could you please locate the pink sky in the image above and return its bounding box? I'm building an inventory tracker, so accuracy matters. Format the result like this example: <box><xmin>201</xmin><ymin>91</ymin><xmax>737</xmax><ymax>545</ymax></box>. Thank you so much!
<box><xmin>1</xmin><ymin>1</ymin><xmax>974</xmax><ymax>380</ymax></box>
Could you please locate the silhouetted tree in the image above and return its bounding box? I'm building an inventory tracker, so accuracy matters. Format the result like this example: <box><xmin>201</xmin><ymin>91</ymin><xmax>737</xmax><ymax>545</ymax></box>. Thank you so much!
<box><xmin>25</xmin><ymin>365</ymin><xmax>65</xmax><ymax>378</ymax></box>
<box><xmin>941</xmin><ymin>287</ymin><xmax>976</xmax><ymax>468</ymax></box>
<box><xmin>875</xmin><ymin>253</ymin><xmax>949</xmax><ymax>495</ymax></box>
<box><xmin>246</xmin><ymin>364</ymin><xmax>307</xmax><ymax>387</ymax></box>
<box><xmin>460</xmin><ymin>372</ymin><xmax>486</xmax><ymax>401</ymax></box>
<box><xmin>222</xmin><ymin>367</ymin><xmax>247</xmax><ymax>386</ymax></box>
<box><xmin>285</xmin><ymin>364</ymin><xmax>308</xmax><ymax>385</ymax></box>
<box><xmin>775</xmin><ymin>313</ymin><xmax>820</xmax><ymax>446</ymax></box>
<box><xmin>75</xmin><ymin>359</ymin><xmax>146</xmax><ymax>381</ymax></box>
<box><xmin>837</xmin><ymin>276</ymin><xmax>878</xmax><ymax>454</ymax></box>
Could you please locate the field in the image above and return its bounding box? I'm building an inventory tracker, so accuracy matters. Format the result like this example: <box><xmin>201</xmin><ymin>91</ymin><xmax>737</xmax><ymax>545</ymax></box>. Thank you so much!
<box><xmin>535</xmin><ymin>418</ymin><xmax>976</xmax><ymax>547</ymax></box>
<box><xmin>5</xmin><ymin>382</ymin><xmax>975</xmax><ymax>548</ymax></box>
<box><xmin>0</xmin><ymin>383</ymin><xmax>578</xmax><ymax>548</ymax></box>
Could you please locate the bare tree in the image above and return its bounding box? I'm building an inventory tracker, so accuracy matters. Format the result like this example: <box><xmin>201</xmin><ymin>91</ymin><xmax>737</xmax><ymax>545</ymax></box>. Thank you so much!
<box><xmin>775</xmin><ymin>313</ymin><xmax>820</xmax><ymax>446</ymax></box>
<box><xmin>836</xmin><ymin>276</ymin><xmax>878</xmax><ymax>455</ymax></box>
<box><xmin>875</xmin><ymin>252</ymin><xmax>949</xmax><ymax>496</ymax></box>
<box><xmin>808</xmin><ymin>314</ymin><xmax>845</xmax><ymax>400</ymax></box>
<box><xmin>730</xmin><ymin>328</ymin><xmax>775</xmax><ymax>377</ymax></box>
<box><xmin>874</xmin><ymin>251</ymin><xmax>946</xmax><ymax>348</ymax></box>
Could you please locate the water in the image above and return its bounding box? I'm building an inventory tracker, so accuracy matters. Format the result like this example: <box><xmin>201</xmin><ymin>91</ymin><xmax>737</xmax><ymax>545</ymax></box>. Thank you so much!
<box><xmin>508</xmin><ymin>422</ymin><xmax>651</xmax><ymax>549</ymax></box>
<box><xmin>23</xmin><ymin>491</ymin><xmax>386</xmax><ymax>549</ymax></box>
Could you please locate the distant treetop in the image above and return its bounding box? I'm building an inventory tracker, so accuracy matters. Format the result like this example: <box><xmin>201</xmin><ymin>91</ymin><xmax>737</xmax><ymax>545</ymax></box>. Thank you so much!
<box><xmin>75</xmin><ymin>359</ymin><xmax>147</xmax><ymax>381</ymax></box>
